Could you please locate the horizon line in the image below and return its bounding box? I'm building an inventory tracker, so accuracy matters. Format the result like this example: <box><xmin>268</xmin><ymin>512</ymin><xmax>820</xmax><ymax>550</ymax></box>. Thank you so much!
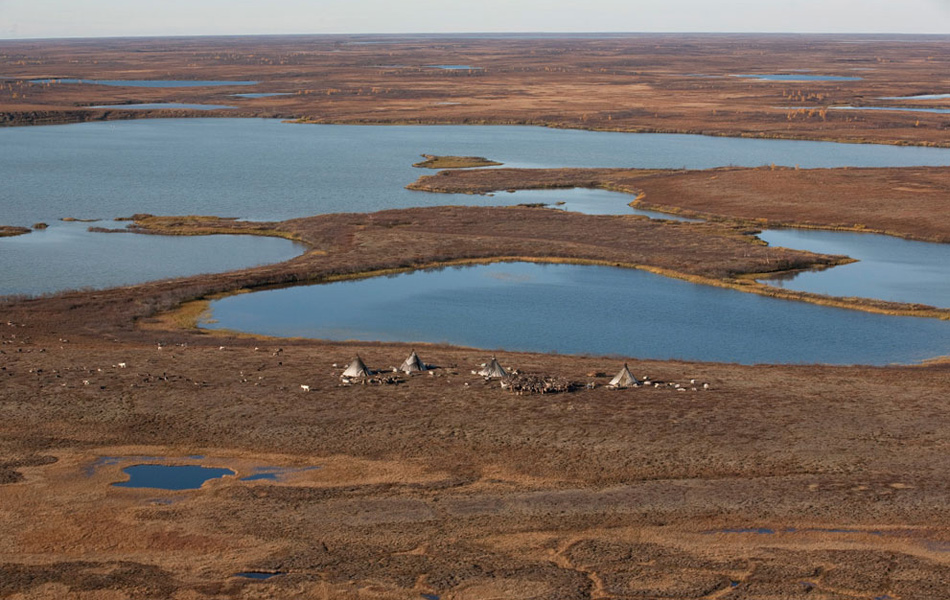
<box><xmin>3</xmin><ymin>31</ymin><xmax>950</xmax><ymax>43</ymax></box>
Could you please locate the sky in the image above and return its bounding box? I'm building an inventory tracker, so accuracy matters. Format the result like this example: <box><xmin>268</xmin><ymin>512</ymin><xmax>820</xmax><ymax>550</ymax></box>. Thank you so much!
<box><xmin>1</xmin><ymin>0</ymin><xmax>950</xmax><ymax>39</ymax></box>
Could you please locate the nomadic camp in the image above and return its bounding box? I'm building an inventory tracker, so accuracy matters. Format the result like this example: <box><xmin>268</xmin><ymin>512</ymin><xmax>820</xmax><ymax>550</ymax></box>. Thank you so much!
<box><xmin>342</xmin><ymin>355</ymin><xmax>373</xmax><ymax>379</ymax></box>
<box><xmin>478</xmin><ymin>356</ymin><xmax>508</xmax><ymax>378</ymax></box>
<box><xmin>399</xmin><ymin>350</ymin><xmax>427</xmax><ymax>374</ymax></box>
<box><xmin>608</xmin><ymin>363</ymin><xmax>639</xmax><ymax>388</ymax></box>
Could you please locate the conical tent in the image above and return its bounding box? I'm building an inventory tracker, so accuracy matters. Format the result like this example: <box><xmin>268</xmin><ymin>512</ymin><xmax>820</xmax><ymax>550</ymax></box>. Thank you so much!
<box><xmin>478</xmin><ymin>357</ymin><xmax>508</xmax><ymax>378</ymax></box>
<box><xmin>399</xmin><ymin>350</ymin><xmax>427</xmax><ymax>374</ymax></box>
<box><xmin>609</xmin><ymin>363</ymin><xmax>639</xmax><ymax>388</ymax></box>
<box><xmin>342</xmin><ymin>355</ymin><xmax>372</xmax><ymax>378</ymax></box>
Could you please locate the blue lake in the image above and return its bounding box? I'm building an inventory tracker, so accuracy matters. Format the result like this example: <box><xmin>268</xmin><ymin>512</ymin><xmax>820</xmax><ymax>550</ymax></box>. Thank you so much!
<box><xmin>758</xmin><ymin>229</ymin><xmax>950</xmax><ymax>308</ymax></box>
<box><xmin>86</xmin><ymin>103</ymin><xmax>237</xmax><ymax>110</ymax></box>
<box><xmin>29</xmin><ymin>78</ymin><xmax>259</xmax><ymax>87</ymax></box>
<box><xmin>204</xmin><ymin>262</ymin><xmax>950</xmax><ymax>365</ymax></box>
<box><xmin>6</xmin><ymin>119</ymin><xmax>950</xmax><ymax>227</ymax></box>
<box><xmin>113</xmin><ymin>464</ymin><xmax>235</xmax><ymax>490</ymax></box>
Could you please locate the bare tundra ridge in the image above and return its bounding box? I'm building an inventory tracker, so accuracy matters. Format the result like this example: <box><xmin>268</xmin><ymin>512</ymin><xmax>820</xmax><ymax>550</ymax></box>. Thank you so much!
<box><xmin>1</xmin><ymin>34</ymin><xmax>949</xmax><ymax>599</ymax></box>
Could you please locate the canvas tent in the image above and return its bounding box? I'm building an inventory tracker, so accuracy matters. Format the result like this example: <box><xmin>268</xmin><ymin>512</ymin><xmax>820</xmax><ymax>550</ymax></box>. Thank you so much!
<box><xmin>399</xmin><ymin>350</ymin><xmax>427</xmax><ymax>374</ymax></box>
<box><xmin>478</xmin><ymin>356</ymin><xmax>508</xmax><ymax>378</ymax></box>
<box><xmin>342</xmin><ymin>355</ymin><xmax>373</xmax><ymax>378</ymax></box>
<box><xmin>608</xmin><ymin>363</ymin><xmax>639</xmax><ymax>388</ymax></box>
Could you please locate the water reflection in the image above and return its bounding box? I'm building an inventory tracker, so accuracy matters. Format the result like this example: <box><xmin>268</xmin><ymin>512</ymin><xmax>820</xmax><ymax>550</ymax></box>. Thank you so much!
<box><xmin>205</xmin><ymin>262</ymin><xmax>950</xmax><ymax>365</ymax></box>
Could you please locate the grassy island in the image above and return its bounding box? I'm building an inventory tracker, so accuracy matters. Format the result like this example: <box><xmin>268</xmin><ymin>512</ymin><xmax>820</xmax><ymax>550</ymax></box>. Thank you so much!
<box><xmin>0</xmin><ymin>225</ymin><xmax>31</xmax><ymax>237</ymax></box>
<box><xmin>412</xmin><ymin>154</ymin><xmax>503</xmax><ymax>169</ymax></box>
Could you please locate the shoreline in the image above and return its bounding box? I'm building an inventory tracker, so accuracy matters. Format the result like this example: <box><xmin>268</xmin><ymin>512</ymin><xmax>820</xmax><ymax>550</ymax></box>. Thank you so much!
<box><xmin>4</xmin><ymin>111</ymin><xmax>950</xmax><ymax>149</ymax></box>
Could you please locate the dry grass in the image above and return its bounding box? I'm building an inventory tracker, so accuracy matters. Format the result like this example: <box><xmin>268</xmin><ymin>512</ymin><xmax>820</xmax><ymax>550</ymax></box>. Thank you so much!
<box><xmin>0</xmin><ymin>330</ymin><xmax>948</xmax><ymax>599</ymax></box>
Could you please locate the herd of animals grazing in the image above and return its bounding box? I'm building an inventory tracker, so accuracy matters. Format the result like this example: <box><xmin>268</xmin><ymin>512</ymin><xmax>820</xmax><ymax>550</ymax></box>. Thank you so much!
<box><xmin>327</xmin><ymin>351</ymin><xmax>712</xmax><ymax>395</ymax></box>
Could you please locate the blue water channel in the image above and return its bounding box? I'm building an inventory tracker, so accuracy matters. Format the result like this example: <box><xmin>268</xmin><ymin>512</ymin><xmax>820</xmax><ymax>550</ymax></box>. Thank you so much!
<box><xmin>203</xmin><ymin>262</ymin><xmax>950</xmax><ymax>365</ymax></box>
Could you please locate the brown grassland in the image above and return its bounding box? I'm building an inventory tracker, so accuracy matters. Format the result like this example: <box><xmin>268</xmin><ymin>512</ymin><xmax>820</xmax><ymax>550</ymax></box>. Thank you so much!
<box><xmin>1</xmin><ymin>34</ymin><xmax>949</xmax><ymax>599</ymax></box>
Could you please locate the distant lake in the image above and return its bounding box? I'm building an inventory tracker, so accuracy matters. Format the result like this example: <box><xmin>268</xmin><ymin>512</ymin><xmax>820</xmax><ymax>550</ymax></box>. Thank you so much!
<box><xmin>427</xmin><ymin>65</ymin><xmax>482</xmax><ymax>70</ymax></box>
<box><xmin>204</xmin><ymin>262</ymin><xmax>950</xmax><ymax>366</ymax></box>
<box><xmin>879</xmin><ymin>93</ymin><xmax>950</xmax><ymax>100</ymax></box>
<box><xmin>29</xmin><ymin>78</ymin><xmax>259</xmax><ymax>87</ymax></box>
<box><xmin>831</xmin><ymin>106</ymin><xmax>950</xmax><ymax>115</ymax></box>
<box><xmin>734</xmin><ymin>74</ymin><xmax>862</xmax><ymax>82</ymax></box>
<box><xmin>86</xmin><ymin>103</ymin><xmax>237</xmax><ymax>110</ymax></box>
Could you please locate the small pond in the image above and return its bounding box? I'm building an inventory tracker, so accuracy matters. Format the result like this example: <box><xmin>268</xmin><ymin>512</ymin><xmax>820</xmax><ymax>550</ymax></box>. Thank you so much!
<box><xmin>29</xmin><ymin>78</ymin><xmax>259</xmax><ymax>87</ymax></box>
<box><xmin>733</xmin><ymin>74</ymin><xmax>862</xmax><ymax>82</ymax></box>
<box><xmin>203</xmin><ymin>262</ymin><xmax>950</xmax><ymax>365</ymax></box>
<box><xmin>758</xmin><ymin>229</ymin><xmax>950</xmax><ymax>308</ymax></box>
<box><xmin>235</xmin><ymin>572</ymin><xmax>283</xmax><ymax>580</ymax></box>
<box><xmin>113</xmin><ymin>464</ymin><xmax>235</xmax><ymax>490</ymax></box>
<box><xmin>85</xmin><ymin>103</ymin><xmax>237</xmax><ymax>110</ymax></box>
